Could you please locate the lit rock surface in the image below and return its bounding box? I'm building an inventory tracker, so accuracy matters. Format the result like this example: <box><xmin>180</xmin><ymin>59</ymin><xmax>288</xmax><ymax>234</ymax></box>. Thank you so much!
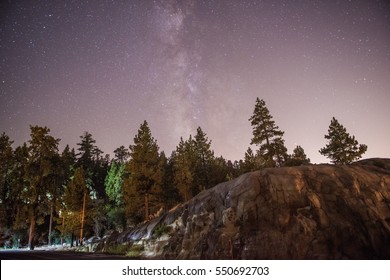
<box><xmin>97</xmin><ymin>158</ymin><xmax>390</xmax><ymax>259</ymax></box>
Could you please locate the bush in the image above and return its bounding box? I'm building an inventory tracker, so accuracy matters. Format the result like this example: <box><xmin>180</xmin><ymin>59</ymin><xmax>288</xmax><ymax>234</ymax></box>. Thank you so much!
<box><xmin>153</xmin><ymin>225</ymin><xmax>171</xmax><ymax>239</ymax></box>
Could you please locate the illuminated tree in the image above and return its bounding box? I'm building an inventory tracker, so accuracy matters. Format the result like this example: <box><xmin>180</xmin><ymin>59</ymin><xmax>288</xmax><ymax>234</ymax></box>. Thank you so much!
<box><xmin>105</xmin><ymin>161</ymin><xmax>125</xmax><ymax>206</ymax></box>
<box><xmin>105</xmin><ymin>155</ymin><xmax>127</xmax><ymax>231</ymax></box>
<box><xmin>319</xmin><ymin>117</ymin><xmax>367</xmax><ymax>164</ymax></box>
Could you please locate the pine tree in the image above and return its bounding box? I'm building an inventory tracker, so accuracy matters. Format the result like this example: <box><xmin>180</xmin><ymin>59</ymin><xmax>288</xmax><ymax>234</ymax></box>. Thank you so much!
<box><xmin>285</xmin><ymin>145</ymin><xmax>311</xmax><ymax>166</ymax></box>
<box><xmin>46</xmin><ymin>151</ymin><xmax>64</xmax><ymax>245</ymax></box>
<box><xmin>249</xmin><ymin>98</ymin><xmax>288</xmax><ymax>167</ymax></box>
<box><xmin>173</xmin><ymin>137</ymin><xmax>193</xmax><ymax>202</ymax></box>
<box><xmin>319</xmin><ymin>117</ymin><xmax>367</xmax><ymax>164</ymax></box>
<box><xmin>105</xmin><ymin>161</ymin><xmax>125</xmax><ymax>206</ymax></box>
<box><xmin>62</xmin><ymin>167</ymin><xmax>91</xmax><ymax>244</ymax></box>
<box><xmin>76</xmin><ymin>132</ymin><xmax>106</xmax><ymax>198</ymax></box>
<box><xmin>113</xmin><ymin>145</ymin><xmax>129</xmax><ymax>164</ymax></box>
<box><xmin>105</xmin><ymin>146</ymin><xmax>128</xmax><ymax>231</ymax></box>
<box><xmin>10</xmin><ymin>144</ymin><xmax>29</xmax><ymax>237</ymax></box>
<box><xmin>91</xmin><ymin>154</ymin><xmax>109</xmax><ymax>199</ymax></box>
<box><xmin>55</xmin><ymin>145</ymin><xmax>76</xmax><ymax>243</ymax></box>
<box><xmin>226</xmin><ymin>160</ymin><xmax>241</xmax><ymax>179</ymax></box>
<box><xmin>151</xmin><ymin>151</ymin><xmax>178</xmax><ymax>212</ymax></box>
<box><xmin>61</xmin><ymin>145</ymin><xmax>76</xmax><ymax>187</ymax></box>
<box><xmin>92</xmin><ymin>146</ymin><xmax>103</xmax><ymax>162</ymax></box>
<box><xmin>193</xmin><ymin>127</ymin><xmax>214</xmax><ymax>190</ymax></box>
<box><xmin>77</xmin><ymin>132</ymin><xmax>96</xmax><ymax>171</ymax></box>
<box><xmin>24</xmin><ymin>125</ymin><xmax>60</xmax><ymax>249</ymax></box>
<box><xmin>242</xmin><ymin>147</ymin><xmax>260</xmax><ymax>172</ymax></box>
<box><xmin>124</xmin><ymin>121</ymin><xmax>162</xmax><ymax>222</ymax></box>
<box><xmin>211</xmin><ymin>156</ymin><xmax>230</xmax><ymax>185</ymax></box>
<box><xmin>159</xmin><ymin>152</ymin><xmax>179</xmax><ymax>209</ymax></box>
<box><xmin>0</xmin><ymin>133</ymin><xmax>14</xmax><ymax>230</ymax></box>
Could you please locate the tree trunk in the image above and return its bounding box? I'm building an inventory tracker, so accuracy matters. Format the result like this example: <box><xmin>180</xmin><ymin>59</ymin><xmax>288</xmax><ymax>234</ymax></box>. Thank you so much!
<box><xmin>61</xmin><ymin>215</ymin><xmax>65</xmax><ymax>245</ymax></box>
<box><xmin>144</xmin><ymin>193</ymin><xmax>149</xmax><ymax>221</ymax></box>
<box><xmin>48</xmin><ymin>203</ymin><xmax>53</xmax><ymax>246</ymax></box>
<box><xmin>70</xmin><ymin>232</ymin><xmax>74</xmax><ymax>248</ymax></box>
<box><xmin>80</xmin><ymin>191</ymin><xmax>86</xmax><ymax>245</ymax></box>
<box><xmin>28</xmin><ymin>213</ymin><xmax>36</xmax><ymax>250</ymax></box>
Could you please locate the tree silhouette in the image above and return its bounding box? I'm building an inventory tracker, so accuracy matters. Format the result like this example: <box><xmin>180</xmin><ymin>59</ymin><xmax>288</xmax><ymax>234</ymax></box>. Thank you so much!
<box><xmin>319</xmin><ymin>117</ymin><xmax>367</xmax><ymax>164</ymax></box>
<box><xmin>285</xmin><ymin>145</ymin><xmax>311</xmax><ymax>166</ymax></box>
<box><xmin>249</xmin><ymin>98</ymin><xmax>288</xmax><ymax>167</ymax></box>
<box><xmin>193</xmin><ymin>127</ymin><xmax>215</xmax><ymax>190</ymax></box>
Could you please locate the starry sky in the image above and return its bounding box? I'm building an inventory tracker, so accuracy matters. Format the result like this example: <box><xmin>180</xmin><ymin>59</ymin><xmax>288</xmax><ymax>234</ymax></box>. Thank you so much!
<box><xmin>1</xmin><ymin>0</ymin><xmax>390</xmax><ymax>163</ymax></box>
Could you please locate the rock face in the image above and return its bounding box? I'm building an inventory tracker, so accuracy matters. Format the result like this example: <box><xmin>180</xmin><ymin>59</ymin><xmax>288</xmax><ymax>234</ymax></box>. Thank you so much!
<box><xmin>98</xmin><ymin>158</ymin><xmax>390</xmax><ymax>259</ymax></box>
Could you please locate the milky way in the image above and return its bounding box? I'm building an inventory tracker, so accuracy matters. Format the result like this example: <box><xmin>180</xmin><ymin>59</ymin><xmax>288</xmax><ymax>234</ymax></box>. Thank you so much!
<box><xmin>148</xmin><ymin>0</ymin><xmax>204</xmax><ymax>137</ymax></box>
<box><xmin>1</xmin><ymin>0</ymin><xmax>390</xmax><ymax>163</ymax></box>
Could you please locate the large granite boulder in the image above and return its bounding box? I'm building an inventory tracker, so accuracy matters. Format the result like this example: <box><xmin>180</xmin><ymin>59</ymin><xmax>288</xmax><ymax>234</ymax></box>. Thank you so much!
<box><xmin>100</xmin><ymin>158</ymin><xmax>390</xmax><ymax>259</ymax></box>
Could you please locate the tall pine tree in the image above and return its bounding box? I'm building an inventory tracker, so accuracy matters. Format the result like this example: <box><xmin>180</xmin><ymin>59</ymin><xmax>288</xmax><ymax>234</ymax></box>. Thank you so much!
<box><xmin>76</xmin><ymin>132</ymin><xmax>107</xmax><ymax>199</ymax></box>
<box><xmin>46</xmin><ymin>151</ymin><xmax>64</xmax><ymax>245</ymax></box>
<box><xmin>24</xmin><ymin>126</ymin><xmax>60</xmax><ymax>249</ymax></box>
<box><xmin>77</xmin><ymin>132</ymin><xmax>95</xmax><ymax>171</ymax></box>
<box><xmin>172</xmin><ymin>137</ymin><xmax>193</xmax><ymax>202</ymax></box>
<box><xmin>0</xmin><ymin>133</ymin><xmax>14</xmax><ymax>231</ymax></box>
<box><xmin>10</xmin><ymin>144</ymin><xmax>29</xmax><ymax>240</ymax></box>
<box><xmin>193</xmin><ymin>127</ymin><xmax>215</xmax><ymax>190</ymax></box>
<box><xmin>61</xmin><ymin>167</ymin><xmax>92</xmax><ymax>245</ymax></box>
<box><xmin>249</xmin><ymin>98</ymin><xmax>288</xmax><ymax>167</ymax></box>
<box><xmin>124</xmin><ymin>121</ymin><xmax>162</xmax><ymax>222</ymax></box>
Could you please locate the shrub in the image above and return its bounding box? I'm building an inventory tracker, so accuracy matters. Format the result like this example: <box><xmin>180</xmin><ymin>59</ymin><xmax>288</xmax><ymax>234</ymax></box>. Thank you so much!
<box><xmin>153</xmin><ymin>225</ymin><xmax>171</xmax><ymax>238</ymax></box>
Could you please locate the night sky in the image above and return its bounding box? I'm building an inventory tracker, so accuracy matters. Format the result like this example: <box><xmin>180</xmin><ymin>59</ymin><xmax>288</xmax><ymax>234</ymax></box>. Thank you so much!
<box><xmin>1</xmin><ymin>0</ymin><xmax>390</xmax><ymax>163</ymax></box>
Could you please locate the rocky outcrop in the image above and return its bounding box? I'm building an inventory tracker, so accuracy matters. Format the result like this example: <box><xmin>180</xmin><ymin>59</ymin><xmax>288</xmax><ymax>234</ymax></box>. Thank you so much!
<box><xmin>97</xmin><ymin>158</ymin><xmax>390</xmax><ymax>259</ymax></box>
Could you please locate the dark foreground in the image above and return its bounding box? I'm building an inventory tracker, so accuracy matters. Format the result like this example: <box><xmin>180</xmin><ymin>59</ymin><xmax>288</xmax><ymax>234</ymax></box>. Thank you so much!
<box><xmin>0</xmin><ymin>249</ymin><xmax>132</xmax><ymax>260</ymax></box>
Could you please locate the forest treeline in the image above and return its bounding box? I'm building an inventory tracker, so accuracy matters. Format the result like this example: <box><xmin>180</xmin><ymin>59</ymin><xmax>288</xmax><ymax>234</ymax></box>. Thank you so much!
<box><xmin>0</xmin><ymin>98</ymin><xmax>367</xmax><ymax>249</ymax></box>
